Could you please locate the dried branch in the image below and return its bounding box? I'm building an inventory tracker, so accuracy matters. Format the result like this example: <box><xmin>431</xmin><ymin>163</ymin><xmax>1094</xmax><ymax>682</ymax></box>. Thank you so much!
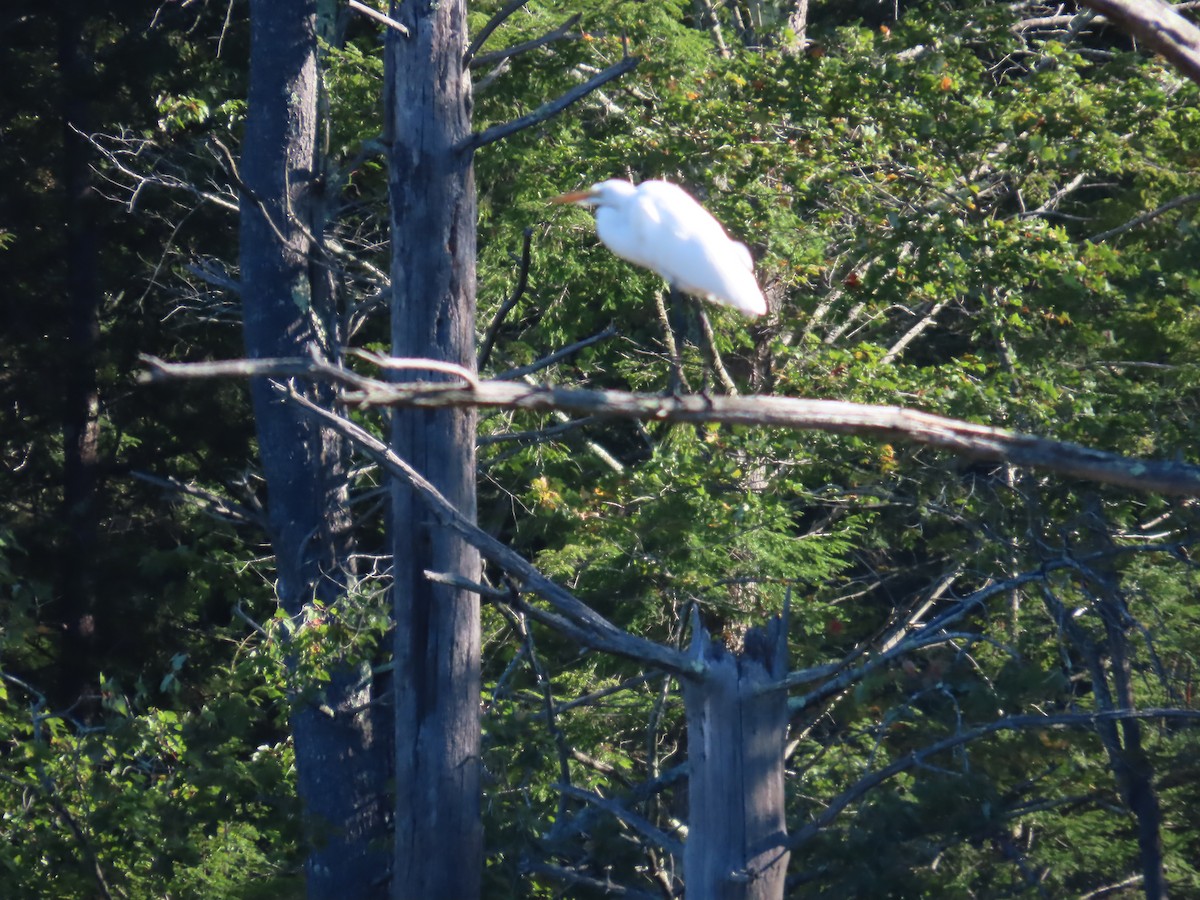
<box><xmin>1077</xmin><ymin>0</ymin><xmax>1200</xmax><ymax>86</ymax></box>
<box><xmin>138</xmin><ymin>355</ymin><xmax>1200</xmax><ymax>497</ymax></box>
<box><xmin>1089</xmin><ymin>190</ymin><xmax>1200</xmax><ymax>242</ymax></box>
<box><xmin>347</xmin><ymin>0</ymin><xmax>409</xmax><ymax>37</ymax></box>
<box><xmin>1078</xmin><ymin>874</ymin><xmax>1146</xmax><ymax>899</ymax></box>
<box><xmin>879</xmin><ymin>296</ymin><xmax>952</xmax><ymax>365</ymax></box>
<box><xmin>464</xmin><ymin>0</ymin><xmax>528</xmax><ymax>65</ymax></box>
<box><xmin>348</xmin><ymin>348</ymin><xmax>480</xmax><ymax>389</ymax></box>
<box><xmin>787</xmin><ymin>707</ymin><xmax>1200</xmax><ymax>853</ymax></box>
<box><xmin>655</xmin><ymin>289</ymin><xmax>692</xmax><ymax>394</ymax></box>
<box><xmin>555</xmin><ymin>782</ymin><xmax>686</xmax><ymax>858</ymax></box>
<box><xmin>1020</xmin><ymin>171</ymin><xmax>1088</xmax><ymax>218</ymax></box>
<box><xmin>464</xmin><ymin>54</ymin><xmax>640</xmax><ymax>152</ymax></box>
<box><xmin>470</xmin><ymin>14</ymin><xmax>581</xmax><ymax>69</ymax></box>
<box><xmin>276</xmin><ymin>383</ymin><xmax>695</xmax><ymax>677</ymax></box>
<box><xmin>478</xmin><ymin>226</ymin><xmax>534</xmax><ymax>371</ymax></box>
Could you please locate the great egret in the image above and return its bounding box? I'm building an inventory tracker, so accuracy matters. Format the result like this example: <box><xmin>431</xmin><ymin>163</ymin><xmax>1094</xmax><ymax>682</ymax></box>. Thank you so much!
<box><xmin>550</xmin><ymin>179</ymin><xmax>767</xmax><ymax>317</ymax></box>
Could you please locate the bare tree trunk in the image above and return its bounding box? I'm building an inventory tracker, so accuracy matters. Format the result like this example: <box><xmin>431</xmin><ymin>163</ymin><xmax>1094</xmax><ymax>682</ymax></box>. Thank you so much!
<box><xmin>384</xmin><ymin>1</ymin><xmax>482</xmax><ymax>897</ymax></box>
<box><xmin>683</xmin><ymin>618</ymin><xmax>790</xmax><ymax>900</ymax></box>
<box><xmin>240</xmin><ymin>3</ymin><xmax>389</xmax><ymax>896</ymax></box>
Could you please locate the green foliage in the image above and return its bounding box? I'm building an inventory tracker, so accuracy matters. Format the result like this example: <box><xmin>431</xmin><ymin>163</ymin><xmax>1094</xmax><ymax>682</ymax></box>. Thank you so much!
<box><xmin>0</xmin><ymin>653</ymin><xmax>302</xmax><ymax>899</ymax></box>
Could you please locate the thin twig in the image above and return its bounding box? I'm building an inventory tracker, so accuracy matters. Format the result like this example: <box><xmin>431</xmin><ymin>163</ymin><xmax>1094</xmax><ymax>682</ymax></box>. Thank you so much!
<box><xmin>478</xmin><ymin>227</ymin><xmax>534</xmax><ymax>371</ymax></box>
<box><xmin>521</xmin><ymin>861</ymin><xmax>661</xmax><ymax>899</ymax></box>
<box><xmin>130</xmin><ymin>470</ymin><xmax>263</xmax><ymax>527</ymax></box>
<box><xmin>516</xmin><ymin>373</ymin><xmax>626</xmax><ymax>474</ymax></box>
<box><xmin>464</xmin><ymin>54</ymin><xmax>640</xmax><ymax>152</ymax></box>
<box><xmin>495</xmin><ymin>323</ymin><xmax>618</xmax><ymax>380</ymax></box>
<box><xmin>348</xmin><ymin>349</ymin><xmax>481</xmax><ymax>390</ymax></box>
<box><xmin>696</xmin><ymin>306</ymin><xmax>739</xmax><ymax>395</ymax></box>
<box><xmin>786</xmin><ymin>707</ymin><xmax>1200</xmax><ymax>853</ymax></box>
<box><xmin>554</xmin><ymin>783</ymin><xmax>686</xmax><ymax>858</ymax></box>
<box><xmin>347</xmin><ymin>0</ymin><xmax>410</xmax><ymax>37</ymax></box>
<box><xmin>477</xmin><ymin>415</ymin><xmax>599</xmax><ymax>447</ymax></box>
<box><xmin>470</xmin><ymin>14</ymin><xmax>581</xmax><ymax>69</ymax></box>
<box><xmin>464</xmin><ymin>0</ymin><xmax>528</xmax><ymax>65</ymax></box>
<box><xmin>1089</xmin><ymin>190</ymin><xmax>1200</xmax><ymax>242</ymax></box>
<box><xmin>514</xmin><ymin>604</ymin><xmax>574</xmax><ymax>827</ymax></box>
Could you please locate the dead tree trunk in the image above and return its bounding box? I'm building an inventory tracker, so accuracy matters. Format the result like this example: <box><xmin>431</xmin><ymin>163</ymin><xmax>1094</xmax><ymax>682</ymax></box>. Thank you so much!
<box><xmin>240</xmin><ymin>2</ymin><xmax>390</xmax><ymax>896</ymax></box>
<box><xmin>384</xmin><ymin>1</ymin><xmax>482</xmax><ymax>897</ymax></box>
<box><xmin>683</xmin><ymin>617</ymin><xmax>791</xmax><ymax>900</ymax></box>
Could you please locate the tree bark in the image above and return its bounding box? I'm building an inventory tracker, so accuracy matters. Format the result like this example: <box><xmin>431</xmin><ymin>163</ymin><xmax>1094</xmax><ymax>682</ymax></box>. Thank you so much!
<box><xmin>787</xmin><ymin>0</ymin><xmax>810</xmax><ymax>51</ymax></box>
<box><xmin>384</xmin><ymin>1</ymin><xmax>482</xmax><ymax>898</ymax></box>
<box><xmin>240</xmin><ymin>2</ymin><xmax>389</xmax><ymax>896</ymax></box>
<box><xmin>683</xmin><ymin>618</ymin><xmax>790</xmax><ymax>900</ymax></box>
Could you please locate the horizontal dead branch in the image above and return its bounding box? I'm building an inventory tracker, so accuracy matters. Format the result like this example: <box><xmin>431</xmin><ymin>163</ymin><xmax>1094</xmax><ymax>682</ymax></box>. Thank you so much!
<box><xmin>139</xmin><ymin>354</ymin><xmax>1200</xmax><ymax>498</ymax></box>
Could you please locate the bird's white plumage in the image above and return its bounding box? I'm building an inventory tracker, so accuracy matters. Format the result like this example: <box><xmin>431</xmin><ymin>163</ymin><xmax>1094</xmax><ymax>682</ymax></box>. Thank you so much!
<box><xmin>552</xmin><ymin>179</ymin><xmax>767</xmax><ymax>317</ymax></box>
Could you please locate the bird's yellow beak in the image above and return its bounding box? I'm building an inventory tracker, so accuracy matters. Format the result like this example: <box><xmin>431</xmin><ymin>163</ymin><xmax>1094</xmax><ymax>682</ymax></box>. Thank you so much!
<box><xmin>549</xmin><ymin>188</ymin><xmax>595</xmax><ymax>205</ymax></box>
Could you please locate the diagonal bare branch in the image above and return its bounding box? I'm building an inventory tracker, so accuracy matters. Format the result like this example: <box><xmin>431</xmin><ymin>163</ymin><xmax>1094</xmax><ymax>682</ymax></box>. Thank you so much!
<box><xmin>470</xmin><ymin>14</ymin><xmax>581</xmax><ymax>69</ymax></box>
<box><xmin>786</xmin><ymin>707</ymin><xmax>1200</xmax><ymax>853</ymax></box>
<box><xmin>464</xmin><ymin>54</ymin><xmax>640</xmax><ymax>152</ymax></box>
<box><xmin>347</xmin><ymin>0</ymin><xmax>410</xmax><ymax>36</ymax></box>
<box><xmin>275</xmin><ymin>381</ymin><xmax>696</xmax><ymax>677</ymax></box>
<box><xmin>464</xmin><ymin>0</ymin><xmax>528</xmax><ymax>64</ymax></box>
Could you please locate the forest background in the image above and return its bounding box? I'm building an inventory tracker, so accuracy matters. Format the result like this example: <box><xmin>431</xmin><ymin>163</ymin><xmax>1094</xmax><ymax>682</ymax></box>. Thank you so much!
<box><xmin>4</xmin><ymin>0</ymin><xmax>1200</xmax><ymax>897</ymax></box>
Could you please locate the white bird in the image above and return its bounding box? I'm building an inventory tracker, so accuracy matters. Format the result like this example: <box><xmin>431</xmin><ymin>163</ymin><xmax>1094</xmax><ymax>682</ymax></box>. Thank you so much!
<box><xmin>550</xmin><ymin>179</ymin><xmax>767</xmax><ymax>317</ymax></box>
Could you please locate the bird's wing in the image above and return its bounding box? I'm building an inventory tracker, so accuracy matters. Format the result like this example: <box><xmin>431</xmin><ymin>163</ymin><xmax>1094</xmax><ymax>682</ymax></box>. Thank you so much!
<box><xmin>635</xmin><ymin>182</ymin><xmax>766</xmax><ymax>316</ymax></box>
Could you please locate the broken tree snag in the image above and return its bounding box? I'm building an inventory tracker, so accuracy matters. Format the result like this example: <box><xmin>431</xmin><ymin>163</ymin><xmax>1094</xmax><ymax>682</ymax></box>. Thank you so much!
<box><xmin>683</xmin><ymin>617</ymin><xmax>790</xmax><ymax>900</ymax></box>
<box><xmin>385</xmin><ymin>0</ymin><xmax>482</xmax><ymax>897</ymax></box>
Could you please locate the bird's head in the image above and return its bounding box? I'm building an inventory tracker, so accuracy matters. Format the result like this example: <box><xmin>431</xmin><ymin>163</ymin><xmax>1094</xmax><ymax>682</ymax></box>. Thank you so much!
<box><xmin>549</xmin><ymin>179</ymin><xmax>637</xmax><ymax>209</ymax></box>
